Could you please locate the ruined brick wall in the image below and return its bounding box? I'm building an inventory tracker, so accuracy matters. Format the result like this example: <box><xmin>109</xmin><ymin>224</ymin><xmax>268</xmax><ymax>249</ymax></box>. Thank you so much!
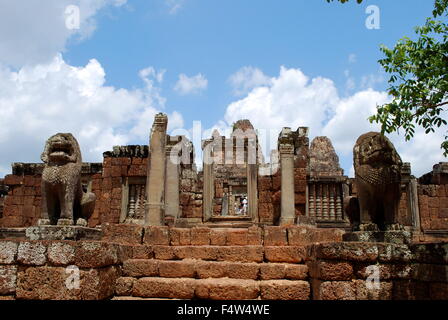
<box><xmin>417</xmin><ymin>164</ymin><xmax>448</xmax><ymax>232</ymax></box>
<box><xmin>1</xmin><ymin>163</ymin><xmax>103</xmax><ymax>228</ymax></box>
<box><xmin>293</xmin><ymin>128</ymin><xmax>309</xmax><ymax>218</ymax></box>
<box><xmin>179</xmin><ymin>165</ymin><xmax>202</xmax><ymax>219</ymax></box>
<box><xmin>308</xmin><ymin>242</ymin><xmax>448</xmax><ymax>300</ymax></box>
<box><xmin>258</xmin><ymin>173</ymin><xmax>279</xmax><ymax>225</ymax></box>
<box><xmin>0</xmin><ymin>179</ymin><xmax>8</xmax><ymax>221</ymax></box>
<box><xmin>98</xmin><ymin>146</ymin><xmax>148</xmax><ymax>226</ymax></box>
<box><xmin>418</xmin><ymin>184</ymin><xmax>448</xmax><ymax>231</ymax></box>
<box><xmin>1</xmin><ymin>164</ymin><xmax>44</xmax><ymax>228</ymax></box>
<box><xmin>0</xmin><ymin>146</ymin><xmax>149</xmax><ymax>228</ymax></box>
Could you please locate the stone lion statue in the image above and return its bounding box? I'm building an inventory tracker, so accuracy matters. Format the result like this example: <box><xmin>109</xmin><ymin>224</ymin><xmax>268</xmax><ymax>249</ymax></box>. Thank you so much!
<box><xmin>353</xmin><ymin>132</ymin><xmax>402</xmax><ymax>231</ymax></box>
<box><xmin>39</xmin><ymin>133</ymin><xmax>95</xmax><ymax>226</ymax></box>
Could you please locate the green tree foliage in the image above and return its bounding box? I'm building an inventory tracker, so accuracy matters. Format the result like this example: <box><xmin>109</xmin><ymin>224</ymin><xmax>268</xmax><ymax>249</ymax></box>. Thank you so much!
<box><xmin>327</xmin><ymin>0</ymin><xmax>448</xmax><ymax>156</ymax></box>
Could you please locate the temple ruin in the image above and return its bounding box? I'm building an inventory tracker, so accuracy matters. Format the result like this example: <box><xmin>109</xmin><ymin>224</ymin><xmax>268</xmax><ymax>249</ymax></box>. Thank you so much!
<box><xmin>0</xmin><ymin>113</ymin><xmax>447</xmax><ymax>300</ymax></box>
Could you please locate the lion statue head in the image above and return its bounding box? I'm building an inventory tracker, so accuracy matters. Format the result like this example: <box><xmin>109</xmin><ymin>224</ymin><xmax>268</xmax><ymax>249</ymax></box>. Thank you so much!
<box><xmin>354</xmin><ymin>132</ymin><xmax>402</xmax><ymax>168</ymax></box>
<box><xmin>41</xmin><ymin>133</ymin><xmax>82</xmax><ymax>165</ymax></box>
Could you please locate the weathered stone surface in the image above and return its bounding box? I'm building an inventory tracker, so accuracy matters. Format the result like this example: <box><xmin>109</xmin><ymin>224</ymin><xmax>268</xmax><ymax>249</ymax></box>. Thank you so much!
<box><xmin>353</xmin><ymin>279</ymin><xmax>393</xmax><ymax>300</ymax></box>
<box><xmin>102</xmin><ymin>224</ymin><xmax>143</xmax><ymax>244</ymax></box>
<box><xmin>308</xmin><ymin>261</ymin><xmax>354</xmax><ymax>281</ymax></box>
<box><xmin>378</xmin><ymin>243</ymin><xmax>413</xmax><ymax>263</ymax></box>
<box><xmin>343</xmin><ymin>231</ymin><xmax>412</xmax><ymax>245</ymax></box>
<box><xmin>133</xmin><ymin>277</ymin><xmax>196</xmax><ymax>299</ymax></box>
<box><xmin>152</xmin><ymin>246</ymin><xmax>176</xmax><ymax>260</ymax></box>
<box><xmin>355</xmin><ymin>263</ymin><xmax>412</xmax><ymax>280</ymax></box>
<box><xmin>410</xmin><ymin>243</ymin><xmax>448</xmax><ymax>264</ymax></box>
<box><xmin>122</xmin><ymin>259</ymin><xmax>158</xmax><ymax>277</ymax></box>
<box><xmin>285</xmin><ymin>264</ymin><xmax>309</xmax><ymax>280</ymax></box>
<box><xmin>264</xmin><ymin>246</ymin><xmax>306</xmax><ymax>263</ymax></box>
<box><xmin>169</xmin><ymin>228</ymin><xmax>191</xmax><ymax>246</ymax></box>
<box><xmin>196</xmin><ymin>261</ymin><xmax>227</xmax><ymax>279</ymax></box>
<box><xmin>190</xmin><ymin>227</ymin><xmax>211</xmax><ymax>246</ymax></box>
<box><xmin>16</xmin><ymin>266</ymin><xmax>118</xmax><ymax>300</ymax></box>
<box><xmin>310</xmin><ymin>242</ymin><xmax>380</xmax><ymax>262</ymax></box>
<box><xmin>392</xmin><ymin>280</ymin><xmax>430</xmax><ymax>300</ymax></box>
<box><xmin>264</xmin><ymin>227</ymin><xmax>288</xmax><ymax>246</ymax></box>
<box><xmin>195</xmin><ymin>278</ymin><xmax>259</xmax><ymax>300</ymax></box>
<box><xmin>47</xmin><ymin>242</ymin><xmax>75</xmax><ymax>266</ymax></box>
<box><xmin>116</xmin><ymin>244</ymin><xmax>153</xmax><ymax>262</ymax></box>
<box><xmin>226</xmin><ymin>229</ymin><xmax>249</xmax><ymax>246</ymax></box>
<box><xmin>226</xmin><ymin>262</ymin><xmax>259</xmax><ymax>280</ymax></box>
<box><xmin>309</xmin><ymin>136</ymin><xmax>343</xmax><ymax>177</ymax></box>
<box><xmin>260</xmin><ymin>263</ymin><xmax>286</xmax><ymax>280</ymax></box>
<box><xmin>216</xmin><ymin>246</ymin><xmax>264</xmax><ymax>263</ymax></box>
<box><xmin>209</xmin><ymin>229</ymin><xmax>226</xmax><ymax>246</ymax></box>
<box><xmin>158</xmin><ymin>260</ymin><xmax>196</xmax><ymax>278</ymax></box>
<box><xmin>26</xmin><ymin>226</ymin><xmax>102</xmax><ymax>241</ymax></box>
<box><xmin>74</xmin><ymin>241</ymin><xmax>118</xmax><ymax>268</ymax></box>
<box><xmin>17</xmin><ymin>241</ymin><xmax>46</xmax><ymax>265</ymax></box>
<box><xmin>143</xmin><ymin>226</ymin><xmax>170</xmax><ymax>245</ymax></box>
<box><xmin>260</xmin><ymin>280</ymin><xmax>310</xmax><ymax>300</ymax></box>
<box><xmin>429</xmin><ymin>282</ymin><xmax>448</xmax><ymax>300</ymax></box>
<box><xmin>0</xmin><ymin>265</ymin><xmax>17</xmax><ymax>295</ymax></box>
<box><xmin>115</xmin><ymin>277</ymin><xmax>135</xmax><ymax>296</ymax></box>
<box><xmin>0</xmin><ymin>241</ymin><xmax>18</xmax><ymax>264</ymax></box>
<box><xmin>312</xmin><ymin>280</ymin><xmax>356</xmax><ymax>300</ymax></box>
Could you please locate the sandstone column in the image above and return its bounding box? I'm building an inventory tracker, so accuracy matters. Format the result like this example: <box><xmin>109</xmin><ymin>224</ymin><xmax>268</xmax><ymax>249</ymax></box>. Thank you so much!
<box><xmin>408</xmin><ymin>177</ymin><xmax>421</xmax><ymax>231</ymax></box>
<box><xmin>202</xmin><ymin>138</ymin><xmax>214</xmax><ymax>222</ymax></box>
<box><xmin>164</xmin><ymin>139</ymin><xmax>180</xmax><ymax>221</ymax></box>
<box><xmin>145</xmin><ymin>113</ymin><xmax>168</xmax><ymax>226</ymax></box>
<box><xmin>279</xmin><ymin>128</ymin><xmax>295</xmax><ymax>225</ymax></box>
<box><xmin>247</xmin><ymin>137</ymin><xmax>259</xmax><ymax>222</ymax></box>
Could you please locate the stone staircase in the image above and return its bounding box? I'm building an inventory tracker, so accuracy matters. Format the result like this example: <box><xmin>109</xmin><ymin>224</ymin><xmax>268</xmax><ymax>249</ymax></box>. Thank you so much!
<box><xmin>115</xmin><ymin>246</ymin><xmax>310</xmax><ymax>300</ymax></box>
<box><xmin>102</xmin><ymin>224</ymin><xmax>345</xmax><ymax>300</ymax></box>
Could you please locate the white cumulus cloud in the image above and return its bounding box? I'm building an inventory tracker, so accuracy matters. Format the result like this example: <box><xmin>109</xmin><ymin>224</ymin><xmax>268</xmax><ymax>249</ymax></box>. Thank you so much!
<box><xmin>174</xmin><ymin>73</ymin><xmax>208</xmax><ymax>95</ymax></box>
<box><xmin>0</xmin><ymin>0</ymin><xmax>127</xmax><ymax>68</ymax></box>
<box><xmin>228</xmin><ymin>66</ymin><xmax>271</xmax><ymax>96</ymax></box>
<box><xmin>220</xmin><ymin>66</ymin><xmax>447</xmax><ymax>177</ymax></box>
<box><xmin>0</xmin><ymin>54</ymin><xmax>183</xmax><ymax>177</ymax></box>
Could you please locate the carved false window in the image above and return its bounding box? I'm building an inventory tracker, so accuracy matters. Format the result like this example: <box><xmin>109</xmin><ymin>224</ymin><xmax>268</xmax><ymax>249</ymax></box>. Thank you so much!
<box><xmin>120</xmin><ymin>177</ymin><xmax>146</xmax><ymax>224</ymax></box>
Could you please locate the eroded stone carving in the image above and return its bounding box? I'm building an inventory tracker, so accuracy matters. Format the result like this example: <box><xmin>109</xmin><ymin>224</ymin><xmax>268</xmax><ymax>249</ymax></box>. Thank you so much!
<box><xmin>39</xmin><ymin>133</ymin><xmax>95</xmax><ymax>226</ymax></box>
<box><xmin>353</xmin><ymin>132</ymin><xmax>402</xmax><ymax>231</ymax></box>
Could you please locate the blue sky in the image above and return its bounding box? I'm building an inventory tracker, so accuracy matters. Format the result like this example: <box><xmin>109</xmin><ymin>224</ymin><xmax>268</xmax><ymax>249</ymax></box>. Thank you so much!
<box><xmin>0</xmin><ymin>0</ymin><xmax>445</xmax><ymax>177</ymax></box>
<box><xmin>65</xmin><ymin>0</ymin><xmax>433</xmax><ymax>128</ymax></box>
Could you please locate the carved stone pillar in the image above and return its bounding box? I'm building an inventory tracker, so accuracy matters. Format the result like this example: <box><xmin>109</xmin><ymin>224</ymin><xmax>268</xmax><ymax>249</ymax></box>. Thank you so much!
<box><xmin>322</xmin><ymin>184</ymin><xmax>328</xmax><ymax>220</ymax></box>
<box><xmin>247</xmin><ymin>136</ymin><xmax>259</xmax><ymax>222</ymax></box>
<box><xmin>279</xmin><ymin>128</ymin><xmax>295</xmax><ymax>225</ymax></box>
<box><xmin>145</xmin><ymin>113</ymin><xmax>168</xmax><ymax>226</ymax></box>
<box><xmin>309</xmin><ymin>184</ymin><xmax>315</xmax><ymax>218</ymax></box>
<box><xmin>329</xmin><ymin>184</ymin><xmax>335</xmax><ymax>220</ymax></box>
<box><xmin>408</xmin><ymin>177</ymin><xmax>421</xmax><ymax>231</ymax></box>
<box><xmin>336</xmin><ymin>184</ymin><xmax>343</xmax><ymax>220</ymax></box>
<box><xmin>202</xmin><ymin>139</ymin><xmax>214</xmax><ymax>222</ymax></box>
<box><xmin>316</xmin><ymin>184</ymin><xmax>322</xmax><ymax>220</ymax></box>
<box><xmin>165</xmin><ymin>142</ymin><xmax>180</xmax><ymax>221</ymax></box>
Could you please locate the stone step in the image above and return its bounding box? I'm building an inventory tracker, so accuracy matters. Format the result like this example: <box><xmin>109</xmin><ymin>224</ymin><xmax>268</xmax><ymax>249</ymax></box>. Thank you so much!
<box><xmin>203</xmin><ymin>223</ymin><xmax>255</xmax><ymax>228</ymax></box>
<box><xmin>151</xmin><ymin>245</ymin><xmax>307</xmax><ymax>263</ymax></box>
<box><xmin>125</xmin><ymin>277</ymin><xmax>310</xmax><ymax>300</ymax></box>
<box><xmin>122</xmin><ymin>259</ymin><xmax>308</xmax><ymax>280</ymax></box>
<box><xmin>111</xmin><ymin>297</ymin><xmax>180</xmax><ymax>300</ymax></box>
